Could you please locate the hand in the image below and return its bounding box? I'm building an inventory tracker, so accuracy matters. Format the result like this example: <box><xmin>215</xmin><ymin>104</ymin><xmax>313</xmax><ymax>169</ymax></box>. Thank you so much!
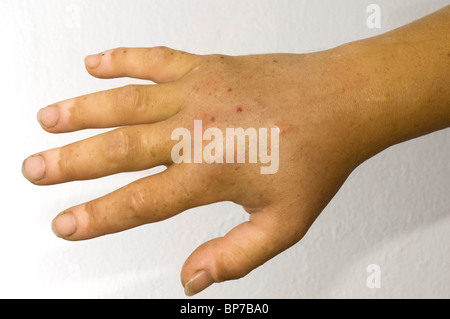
<box><xmin>22</xmin><ymin>46</ymin><xmax>368</xmax><ymax>295</ymax></box>
<box><xmin>22</xmin><ymin>3</ymin><xmax>450</xmax><ymax>295</ymax></box>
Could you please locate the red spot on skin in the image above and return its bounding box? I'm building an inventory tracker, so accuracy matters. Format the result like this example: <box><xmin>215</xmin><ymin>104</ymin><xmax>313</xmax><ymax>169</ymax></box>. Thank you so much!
<box><xmin>236</xmin><ymin>107</ymin><xmax>243</xmax><ymax>113</ymax></box>
<box><xmin>227</xmin><ymin>88</ymin><xmax>232</xmax><ymax>93</ymax></box>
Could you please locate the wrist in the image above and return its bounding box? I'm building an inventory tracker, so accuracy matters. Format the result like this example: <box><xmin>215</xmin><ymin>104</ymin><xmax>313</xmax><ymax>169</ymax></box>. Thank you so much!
<box><xmin>333</xmin><ymin>35</ymin><xmax>449</xmax><ymax>163</ymax></box>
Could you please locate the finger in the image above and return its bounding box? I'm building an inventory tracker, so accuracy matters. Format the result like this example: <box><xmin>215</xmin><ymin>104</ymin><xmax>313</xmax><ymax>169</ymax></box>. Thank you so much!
<box><xmin>38</xmin><ymin>83</ymin><xmax>183</xmax><ymax>133</ymax></box>
<box><xmin>181</xmin><ymin>207</ymin><xmax>312</xmax><ymax>296</ymax></box>
<box><xmin>50</xmin><ymin>165</ymin><xmax>215</xmax><ymax>241</ymax></box>
<box><xmin>84</xmin><ymin>46</ymin><xmax>200</xmax><ymax>83</ymax></box>
<box><xmin>22</xmin><ymin>121</ymin><xmax>175</xmax><ymax>185</ymax></box>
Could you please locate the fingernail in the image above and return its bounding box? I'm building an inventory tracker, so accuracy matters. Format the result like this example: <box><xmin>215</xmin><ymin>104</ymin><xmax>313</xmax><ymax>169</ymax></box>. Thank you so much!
<box><xmin>22</xmin><ymin>155</ymin><xmax>46</xmax><ymax>182</ymax></box>
<box><xmin>37</xmin><ymin>105</ymin><xmax>59</xmax><ymax>129</ymax></box>
<box><xmin>52</xmin><ymin>212</ymin><xmax>77</xmax><ymax>238</ymax></box>
<box><xmin>184</xmin><ymin>270</ymin><xmax>214</xmax><ymax>297</ymax></box>
<box><xmin>84</xmin><ymin>53</ymin><xmax>102</xmax><ymax>69</ymax></box>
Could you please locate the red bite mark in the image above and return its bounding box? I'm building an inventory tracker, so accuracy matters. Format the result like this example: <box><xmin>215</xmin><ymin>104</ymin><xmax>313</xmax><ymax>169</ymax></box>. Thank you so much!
<box><xmin>227</xmin><ymin>88</ymin><xmax>232</xmax><ymax>93</ymax></box>
<box><xmin>236</xmin><ymin>107</ymin><xmax>243</xmax><ymax>113</ymax></box>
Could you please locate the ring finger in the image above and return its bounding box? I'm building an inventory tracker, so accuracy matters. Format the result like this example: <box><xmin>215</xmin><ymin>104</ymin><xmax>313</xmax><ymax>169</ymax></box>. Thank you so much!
<box><xmin>38</xmin><ymin>83</ymin><xmax>184</xmax><ymax>133</ymax></box>
<box><xmin>22</xmin><ymin>120</ymin><xmax>177</xmax><ymax>185</ymax></box>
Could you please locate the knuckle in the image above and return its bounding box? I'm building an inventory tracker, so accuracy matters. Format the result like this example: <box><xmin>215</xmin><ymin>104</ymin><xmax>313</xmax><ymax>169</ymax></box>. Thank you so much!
<box><xmin>109</xmin><ymin>47</ymin><xmax>127</xmax><ymax>63</ymax></box>
<box><xmin>116</xmin><ymin>85</ymin><xmax>144</xmax><ymax>114</ymax></box>
<box><xmin>151</xmin><ymin>46</ymin><xmax>173</xmax><ymax>60</ymax></box>
<box><xmin>214</xmin><ymin>250</ymin><xmax>249</xmax><ymax>282</ymax></box>
<box><xmin>84</xmin><ymin>201</ymin><xmax>104</xmax><ymax>234</ymax></box>
<box><xmin>58</xmin><ymin>146</ymin><xmax>77</xmax><ymax>181</ymax></box>
<box><xmin>151</xmin><ymin>46</ymin><xmax>193</xmax><ymax>67</ymax></box>
<box><xmin>206</xmin><ymin>54</ymin><xmax>234</xmax><ymax>69</ymax></box>
<box><xmin>122</xmin><ymin>183</ymin><xmax>149</xmax><ymax>220</ymax></box>
<box><xmin>104</xmin><ymin>129</ymin><xmax>133</xmax><ymax>165</ymax></box>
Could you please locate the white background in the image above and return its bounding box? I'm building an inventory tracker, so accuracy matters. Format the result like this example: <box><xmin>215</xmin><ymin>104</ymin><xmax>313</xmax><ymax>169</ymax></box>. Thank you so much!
<box><xmin>1</xmin><ymin>0</ymin><xmax>449</xmax><ymax>298</ymax></box>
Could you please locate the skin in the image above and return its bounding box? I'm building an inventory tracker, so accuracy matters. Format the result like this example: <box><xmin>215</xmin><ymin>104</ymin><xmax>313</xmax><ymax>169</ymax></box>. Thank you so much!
<box><xmin>22</xmin><ymin>6</ymin><xmax>449</xmax><ymax>296</ymax></box>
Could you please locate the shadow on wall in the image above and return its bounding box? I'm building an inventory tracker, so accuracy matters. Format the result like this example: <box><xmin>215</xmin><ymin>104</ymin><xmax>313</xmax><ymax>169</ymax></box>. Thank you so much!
<box><xmin>303</xmin><ymin>129</ymin><xmax>450</xmax><ymax>298</ymax></box>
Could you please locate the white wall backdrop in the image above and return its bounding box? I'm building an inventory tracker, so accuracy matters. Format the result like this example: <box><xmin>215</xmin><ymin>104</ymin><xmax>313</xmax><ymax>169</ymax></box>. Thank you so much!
<box><xmin>1</xmin><ymin>0</ymin><xmax>449</xmax><ymax>298</ymax></box>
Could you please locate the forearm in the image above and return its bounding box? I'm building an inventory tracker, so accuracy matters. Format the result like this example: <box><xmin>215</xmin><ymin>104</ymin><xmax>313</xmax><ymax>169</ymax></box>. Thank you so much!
<box><xmin>339</xmin><ymin>5</ymin><xmax>450</xmax><ymax>158</ymax></box>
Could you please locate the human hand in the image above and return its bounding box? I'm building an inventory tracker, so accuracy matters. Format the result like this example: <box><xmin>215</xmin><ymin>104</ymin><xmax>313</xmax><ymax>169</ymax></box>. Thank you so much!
<box><xmin>23</xmin><ymin>4</ymin><xmax>450</xmax><ymax>294</ymax></box>
<box><xmin>23</xmin><ymin>46</ymin><xmax>375</xmax><ymax>295</ymax></box>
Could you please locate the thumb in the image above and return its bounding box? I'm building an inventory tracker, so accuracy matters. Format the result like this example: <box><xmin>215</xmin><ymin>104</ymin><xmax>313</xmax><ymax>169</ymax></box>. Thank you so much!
<box><xmin>181</xmin><ymin>207</ymin><xmax>311</xmax><ymax>296</ymax></box>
